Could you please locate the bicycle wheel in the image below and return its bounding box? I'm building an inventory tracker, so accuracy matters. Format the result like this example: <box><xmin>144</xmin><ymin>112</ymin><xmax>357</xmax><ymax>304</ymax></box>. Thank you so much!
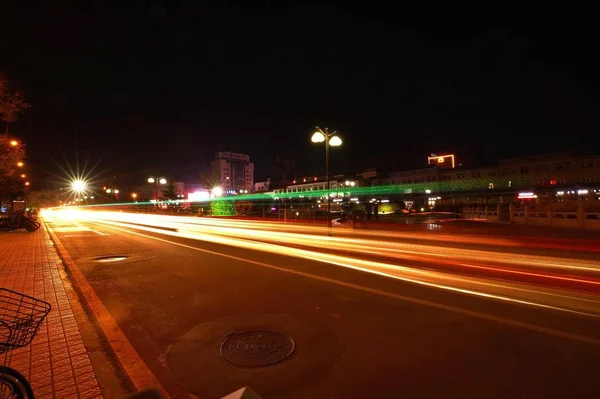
<box><xmin>0</xmin><ymin>367</ymin><xmax>33</xmax><ymax>399</ymax></box>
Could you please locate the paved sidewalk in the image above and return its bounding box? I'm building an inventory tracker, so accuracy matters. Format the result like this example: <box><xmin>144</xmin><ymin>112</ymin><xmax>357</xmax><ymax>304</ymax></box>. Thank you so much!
<box><xmin>0</xmin><ymin>227</ymin><xmax>103</xmax><ymax>398</ymax></box>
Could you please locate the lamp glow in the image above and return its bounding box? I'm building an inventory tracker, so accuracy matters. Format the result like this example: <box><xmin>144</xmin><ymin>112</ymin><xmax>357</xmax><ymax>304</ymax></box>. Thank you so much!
<box><xmin>329</xmin><ymin>135</ymin><xmax>342</xmax><ymax>146</ymax></box>
<box><xmin>159</xmin><ymin>178</ymin><xmax>167</xmax><ymax>185</ymax></box>
<box><xmin>311</xmin><ymin>132</ymin><xmax>325</xmax><ymax>143</ymax></box>
<box><xmin>71</xmin><ymin>180</ymin><xmax>87</xmax><ymax>193</ymax></box>
<box><xmin>148</xmin><ymin>177</ymin><xmax>155</xmax><ymax>183</ymax></box>
<box><xmin>211</xmin><ymin>186</ymin><xmax>223</xmax><ymax>197</ymax></box>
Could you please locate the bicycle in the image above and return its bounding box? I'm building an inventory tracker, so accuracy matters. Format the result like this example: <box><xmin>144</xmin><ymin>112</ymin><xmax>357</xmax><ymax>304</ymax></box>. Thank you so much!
<box><xmin>0</xmin><ymin>289</ymin><xmax>51</xmax><ymax>399</ymax></box>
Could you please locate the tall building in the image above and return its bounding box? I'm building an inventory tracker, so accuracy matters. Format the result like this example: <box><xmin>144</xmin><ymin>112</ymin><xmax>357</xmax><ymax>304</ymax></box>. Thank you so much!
<box><xmin>211</xmin><ymin>152</ymin><xmax>254</xmax><ymax>193</ymax></box>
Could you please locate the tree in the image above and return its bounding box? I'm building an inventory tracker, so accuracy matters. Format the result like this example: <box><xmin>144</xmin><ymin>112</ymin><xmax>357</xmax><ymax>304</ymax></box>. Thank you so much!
<box><xmin>161</xmin><ymin>183</ymin><xmax>179</xmax><ymax>200</ymax></box>
<box><xmin>0</xmin><ymin>136</ymin><xmax>27</xmax><ymax>203</ymax></box>
<box><xmin>0</xmin><ymin>73</ymin><xmax>30</xmax><ymax>134</ymax></box>
<box><xmin>270</xmin><ymin>156</ymin><xmax>296</xmax><ymax>189</ymax></box>
<box><xmin>26</xmin><ymin>189</ymin><xmax>63</xmax><ymax>208</ymax></box>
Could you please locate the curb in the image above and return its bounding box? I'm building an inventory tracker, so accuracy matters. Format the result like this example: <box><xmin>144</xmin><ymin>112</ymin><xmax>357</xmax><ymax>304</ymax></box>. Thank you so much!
<box><xmin>44</xmin><ymin>219</ymin><xmax>171</xmax><ymax>399</ymax></box>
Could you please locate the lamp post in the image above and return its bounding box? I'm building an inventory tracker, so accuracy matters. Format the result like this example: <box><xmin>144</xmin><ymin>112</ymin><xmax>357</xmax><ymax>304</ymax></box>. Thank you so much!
<box><xmin>147</xmin><ymin>177</ymin><xmax>167</xmax><ymax>206</ymax></box>
<box><xmin>311</xmin><ymin>126</ymin><xmax>343</xmax><ymax>233</ymax></box>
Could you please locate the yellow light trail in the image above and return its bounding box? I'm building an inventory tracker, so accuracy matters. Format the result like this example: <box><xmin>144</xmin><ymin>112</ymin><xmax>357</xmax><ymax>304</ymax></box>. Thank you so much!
<box><xmin>44</xmin><ymin>209</ymin><xmax>600</xmax><ymax>317</ymax></box>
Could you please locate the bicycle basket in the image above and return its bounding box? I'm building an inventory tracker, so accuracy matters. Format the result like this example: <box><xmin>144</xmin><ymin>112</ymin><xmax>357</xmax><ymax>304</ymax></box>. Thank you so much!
<box><xmin>0</xmin><ymin>289</ymin><xmax>51</xmax><ymax>353</ymax></box>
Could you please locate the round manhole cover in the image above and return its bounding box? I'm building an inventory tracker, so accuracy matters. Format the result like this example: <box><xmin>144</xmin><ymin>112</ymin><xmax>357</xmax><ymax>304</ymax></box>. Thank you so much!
<box><xmin>220</xmin><ymin>330</ymin><xmax>295</xmax><ymax>366</ymax></box>
<box><xmin>94</xmin><ymin>255</ymin><xmax>128</xmax><ymax>263</ymax></box>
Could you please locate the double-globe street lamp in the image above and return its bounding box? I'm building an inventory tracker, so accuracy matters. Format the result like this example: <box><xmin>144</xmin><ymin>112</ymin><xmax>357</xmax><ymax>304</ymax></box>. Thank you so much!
<box><xmin>311</xmin><ymin>126</ymin><xmax>343</xmax><ymax>231</ymax></box>
<box><xmin>147</xmin><ymin>177</ymin><xmax>167</xmax><ymax>205</ymax></box>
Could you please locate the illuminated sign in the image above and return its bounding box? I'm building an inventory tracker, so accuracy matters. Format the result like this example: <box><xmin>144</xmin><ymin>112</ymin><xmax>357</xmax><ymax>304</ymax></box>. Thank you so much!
<box><xmin>518</xmin><ymin>192</ymin><xmax>537</xmax><ymax>199</ymax></box>
<box><xmin>188</xmin><ymin>191</ymin><xmax>210</xmax><ymax>202</ymax></box>
<box><xmin>427</xmin><ymin>154</ymin><xmax>456</xmax><ymax>168</ymax></box>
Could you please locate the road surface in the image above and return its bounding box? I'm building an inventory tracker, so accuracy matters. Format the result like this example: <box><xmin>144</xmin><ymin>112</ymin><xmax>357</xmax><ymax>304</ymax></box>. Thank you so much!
<box><xmin>44</xmin><ymin>210</ymin><xmax>600</xmax><ymax>398</ymax></box>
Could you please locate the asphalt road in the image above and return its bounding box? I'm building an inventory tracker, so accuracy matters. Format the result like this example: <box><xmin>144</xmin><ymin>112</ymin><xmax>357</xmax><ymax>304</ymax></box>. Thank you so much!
<box><xmin>44</xmin><ymin>212</ymin><xmax>600</xmax><ymax>399</ymax></box>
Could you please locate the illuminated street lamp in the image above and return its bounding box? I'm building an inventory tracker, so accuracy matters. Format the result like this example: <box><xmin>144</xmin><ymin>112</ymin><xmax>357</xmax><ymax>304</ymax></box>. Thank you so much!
<box><xmin>71</xmin><ymin>179</ymin><xmax>87</xmax><ymax>193</ymax></box>
<box><xmin>20</xmin><ymin>174</ymin><xmax>26</xmax><ymax>178</ymax></box>
<box><xmin>131</xmin><ymin>193</ymin><xmax>138</xmax><ymax>201</ymax></box>
<box><xmin>311</xmin><ymin>126</ymin><xmax>343</xmax><ymax>231</ymax></box>
<box><xmin>211</xmin><ymin>186</ymin><xmax>223</xmax><ymax>198</ymax></box>
<box><xmin>25</xmin><ymin>182</ymin><xmax>30</xmax><ymax>186</ymax></box>
<box><xmin>10</xmin><ymin>140</ymin><xmax>18</xmax><ymax>146</ymax></box>
<box><xmin>17</xmin><ymin>161</ymin><xmax>24</xmax><ymax>167</ymax></box>
<box><xmin>148</xmin><ymin>176</ymin><xmax>167</xmax><ymax>205</ymax></box>
<box><xmin>106</xmin><ymin>188</ymin><xmax>112</xmax><ymax>194</ymax></box>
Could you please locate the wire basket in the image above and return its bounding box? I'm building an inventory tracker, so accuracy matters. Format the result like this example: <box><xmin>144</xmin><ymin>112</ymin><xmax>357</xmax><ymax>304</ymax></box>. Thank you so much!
<box><xmin>0</xmin><ymin>289</ymin><xmax>51</xmax><ymax>354</ymax></box>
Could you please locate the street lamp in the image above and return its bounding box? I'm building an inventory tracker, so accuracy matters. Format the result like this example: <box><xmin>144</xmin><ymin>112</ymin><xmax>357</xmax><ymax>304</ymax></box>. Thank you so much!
<box><xmin>211</xmin><ymin>186</ymin><xmax>223</xmax><ymax>198</ymax></box>
<box><xmin>311</xmin><ymin>126</ymin><xmax>343</xmax><ymax>231</ymax></box>
<box><xmin>148</xmin><ymin>176</ymin><xmax>167</xmax><ymax>204</ymax></box>
<box><xmin>131</xmin><ymin>193</ymin><xmax>138</xmax><ymax>201</ymax></box>
<box><xmin>17</xmin><ymin>161</ymin><xmax>24</xmax><ymax>167</ymax></box>
<box><xmin>10</xmin><ymin>140</ymin><xmax>18</xmax><ymax>146</ymax></box>
<box><xmin>71</xmin><ymin>180</ymin><xmax>87</xmax><ymax>193</ymax></box>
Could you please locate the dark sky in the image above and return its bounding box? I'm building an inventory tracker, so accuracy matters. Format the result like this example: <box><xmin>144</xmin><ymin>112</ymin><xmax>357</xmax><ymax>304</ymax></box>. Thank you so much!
<box><xmin>1</xmin><ymin>3</ymin><xmax>598</xmax><ymax>189</ymax></box>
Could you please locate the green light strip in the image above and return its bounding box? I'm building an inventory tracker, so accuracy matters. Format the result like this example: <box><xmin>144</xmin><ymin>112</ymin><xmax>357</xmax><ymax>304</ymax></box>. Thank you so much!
<box><xmin>51</xmin><ymin>177</ymin><xmax>518</xmax><ymax>210</ymax></box>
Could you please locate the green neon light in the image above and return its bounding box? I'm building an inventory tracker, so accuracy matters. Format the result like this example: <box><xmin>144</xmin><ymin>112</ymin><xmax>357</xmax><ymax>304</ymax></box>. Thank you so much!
<box><xmin>211</xmin><ymin>176</ymin><xmax>514</xmax><ymax>201</ymax></box>
<box><xmin>50</xmin><ymin>176</ymin><xmax>517</xmax><ymax>211</ymax></box>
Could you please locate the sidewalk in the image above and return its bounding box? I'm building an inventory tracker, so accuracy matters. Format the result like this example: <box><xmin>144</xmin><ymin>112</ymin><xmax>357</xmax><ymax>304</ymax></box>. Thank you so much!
<box><xmin>0</xmin><ymin>226</ymin><xmax>104</xmax><ymax>398</ymax></box>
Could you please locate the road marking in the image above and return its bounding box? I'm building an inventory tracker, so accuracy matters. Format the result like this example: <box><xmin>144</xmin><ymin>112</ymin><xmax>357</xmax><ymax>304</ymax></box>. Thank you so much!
<box><xmin>44</xmin><ymin>221</ymin><xmax>171</xmax><ymax>398</ymax></box>
<box><xmin>93</xmin><ymin>220</ymin><xmax>600</xmax><ymax>318</ymax></box>
<box><xmin>75</xmin><ymin>222</ymin><xmax>109</xmax><ymax>236</ymax></box>
<box><xmin>53</xmin><ymin>226</ymin><xmax>93</xmax><ymax>232</ymax></box>
<box><xmin>62</xmin><ymin>234</ymin><xmax>101</xmax><ymax>237</ymax></box>
<box><xmin>91</xmin><ymin>221</ymin><xmax>600</xmax><ymax>347</ymax></box>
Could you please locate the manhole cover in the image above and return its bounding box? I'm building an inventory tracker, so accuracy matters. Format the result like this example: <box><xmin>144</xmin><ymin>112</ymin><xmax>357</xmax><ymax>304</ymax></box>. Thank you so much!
<box><xmin>220</xmin><ymin>330</ymin><xmax>295</xmax><ymax>366</ymax></box>
<box><xmin>94</xmin><ymin>255</ymin><xmax>128</xmax><ymax>262</ymax></box>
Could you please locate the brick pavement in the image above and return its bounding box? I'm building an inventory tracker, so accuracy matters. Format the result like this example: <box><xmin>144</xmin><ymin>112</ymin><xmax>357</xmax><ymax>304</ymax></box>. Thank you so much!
<box><xmin>0</xmin><ymin>226</ymin><xmax>103</xmax><ymax>398</ymax></box>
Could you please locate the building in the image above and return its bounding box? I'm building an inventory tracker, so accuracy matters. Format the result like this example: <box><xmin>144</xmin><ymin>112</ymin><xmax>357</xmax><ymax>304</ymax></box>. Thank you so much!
<box><xmin>267</xmin><ymin>150</ymin><xmax>599</xmax><ymax>214</ymax></box>
<box><xmin>174</xmin><ymin>182</ymin><xmax>209</xmax><ymax>200</ymax></box>
<box><xmin>211</xmin><ymin>152</ymin><xmax>254</xmax><ymax>193</ymax></box>
<box><xmin>495</xmin><ymin>150</ymin><xmax>598</xmax><ymax>189</ymax></box>
<box><xmin>273</xmin><ymin>175</ymin><xmax>359</xmax><ymax>195</ymax></box>
<box><xmin>368</xmin><ymin>151</ymin><xmax>599</xmax><ymax>191</ymax></box>
<box><xmin>253</xmin><ymin>179</ymin><xmax>271</xmax><ymax>193</ymax></box>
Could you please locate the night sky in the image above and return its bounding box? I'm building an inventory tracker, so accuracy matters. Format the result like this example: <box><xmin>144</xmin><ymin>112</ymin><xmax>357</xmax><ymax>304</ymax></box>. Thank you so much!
<box><xmin>1</xmin><ymin>3</ymin><xmax>598</xmax><ymax>190</ymax></box>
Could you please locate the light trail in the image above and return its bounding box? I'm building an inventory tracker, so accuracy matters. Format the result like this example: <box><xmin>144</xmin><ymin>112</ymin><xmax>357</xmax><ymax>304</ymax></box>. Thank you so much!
<box><xmin>44</xmin><ymin>209</ymin><xmax>600</xmax><ymax>317</ymax></box>
<box><xmin>57</xmin><ymin>209</ymin><xmax>600</xmax><ymax>276</ymax></box>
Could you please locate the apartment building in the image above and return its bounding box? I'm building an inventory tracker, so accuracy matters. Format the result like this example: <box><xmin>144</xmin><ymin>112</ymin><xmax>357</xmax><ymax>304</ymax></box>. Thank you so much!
<box><xmin>211</xmin><ymin>152</ymin><xmax>254</xmax><ymax>193</ymax></box>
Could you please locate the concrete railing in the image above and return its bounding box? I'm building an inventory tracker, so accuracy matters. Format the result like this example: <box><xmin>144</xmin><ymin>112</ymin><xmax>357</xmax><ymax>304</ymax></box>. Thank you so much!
<box><xmin>462</xmin><ymin>204</ymin><xmax>600</xmax><ymax>230</ymax></box>
<box><xmin>461</xmin><ymin>206</ymin><xmax>500</xmax><ymax>221</ymax></box>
